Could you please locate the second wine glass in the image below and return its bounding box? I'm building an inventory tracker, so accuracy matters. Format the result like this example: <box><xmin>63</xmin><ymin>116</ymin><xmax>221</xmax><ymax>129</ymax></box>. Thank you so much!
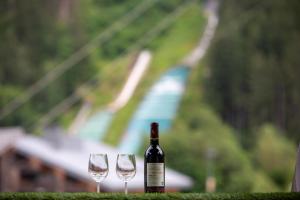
<box><xmin>116</xmin><ymin>154</ymin><xmax>136</xmax><ymax>194</ymax></box>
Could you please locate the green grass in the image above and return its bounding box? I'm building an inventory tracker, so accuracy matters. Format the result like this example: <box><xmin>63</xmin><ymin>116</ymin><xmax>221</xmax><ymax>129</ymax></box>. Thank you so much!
<box><xmin>89</xmin><ymin>53</ymin><xmax>135</xmax><ymax>109</ymax></box>
<box><xmin>58</xmin><ymin>53</ymin><xmax>134</xmax><ymax>128</ymax></box>
<box><xmin>1</xmin><ymin>193</ymin><xmax>300</xmax><ymax>200</ymax></box>
<box><xmin>103</xmin><ymin>2</ymin><xmax>206</xmax><ymax>145</ymax></box>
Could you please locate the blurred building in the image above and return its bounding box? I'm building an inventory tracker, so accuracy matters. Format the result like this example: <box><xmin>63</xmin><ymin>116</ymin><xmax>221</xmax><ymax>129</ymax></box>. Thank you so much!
<box><xmin>0</xmin><ymin>127</ymin><xmax>192</xmax><ymax>192</ymax></box>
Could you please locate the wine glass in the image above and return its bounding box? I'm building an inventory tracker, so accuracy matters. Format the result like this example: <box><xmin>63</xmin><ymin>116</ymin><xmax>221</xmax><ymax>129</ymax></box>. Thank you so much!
<box><xmin>116</xmin><ymin>154</ymin><xmax>136</xmax><ymax>194</ymax></box>
<box><xmin>88</xmin><ymin>154</ymin><xmax>109</xmax><ymax>193</ymax></box>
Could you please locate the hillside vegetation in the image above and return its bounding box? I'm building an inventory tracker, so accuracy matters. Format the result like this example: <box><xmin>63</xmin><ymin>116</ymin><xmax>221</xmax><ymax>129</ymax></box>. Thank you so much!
<box><xmin>104</xmin><ymin>2</ymin><xmax>206</xmax><ymax>145</ymax></box>
<box><xmin>160</xmin><ymin>0</ymin><xmax>298</xmax><ymax>192</ymax></box>
<box><xmin>0</xmin><ymin>0</ymin><xmax>191</xmax><ymax>130</ymax></box>
<box><xmin>206</xmin><ymin>0</ymin><xmax>300</xmax><ymax>143</ymax></box>
<box><xmin>0</xmin><ymin>0</ymin><xmax>298</xmax><ymax>193</ymax></box>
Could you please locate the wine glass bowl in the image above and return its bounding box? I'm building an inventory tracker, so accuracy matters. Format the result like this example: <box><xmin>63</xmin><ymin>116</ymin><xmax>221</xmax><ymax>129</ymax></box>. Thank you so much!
<box><xmin>88</xmin><ymin>153</ymin><xmax>109</xmax><ymax>193</ymax></box>
<box><xmin>116</xmin><ymin>154</ymin><xmax>136</xmax><ymax>194</ymax></box>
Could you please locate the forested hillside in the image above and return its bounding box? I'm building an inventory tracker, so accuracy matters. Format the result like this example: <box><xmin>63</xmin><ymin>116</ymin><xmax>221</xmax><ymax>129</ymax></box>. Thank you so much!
<box><xmin>0</xmin><ymin>0</ymin><xmax>187</xmax><ymax>129</ymax></box>
<box><xmin>1</xmin><ymin>0</ymin><xmax>299</xmax><ymax>193</ymax></box>
<box><xmin>206</xmin><ymin>0</ymin><xmax>300</xmax><ymax>144</ymax></box>
<box><xmin>160</xmin><ymin>0</ymin><xmax>299</xmax><ymax>192</ymax></box>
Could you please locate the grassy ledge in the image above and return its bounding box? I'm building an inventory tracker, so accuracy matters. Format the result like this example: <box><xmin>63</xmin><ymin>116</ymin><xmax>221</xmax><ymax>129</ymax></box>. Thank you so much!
<box><xmin>0</xmin><ymin>193</ymin><xmax>300</xmax><ymax>200</ymax></box>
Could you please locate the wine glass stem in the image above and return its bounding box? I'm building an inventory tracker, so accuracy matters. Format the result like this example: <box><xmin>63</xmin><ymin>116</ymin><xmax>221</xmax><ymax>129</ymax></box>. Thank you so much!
<box><xmin>125</xmin><ymin>181</ymin><xmax>128</xmax><ymax>195</ymax></box>
<box><xmin>97</xmin><ymin>182</ymin><xmax>100</xmax><ymax>193</ymax></box>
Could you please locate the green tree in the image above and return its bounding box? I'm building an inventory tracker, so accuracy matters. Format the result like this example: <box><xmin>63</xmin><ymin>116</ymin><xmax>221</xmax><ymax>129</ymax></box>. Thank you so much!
<box><xmin>206</xmin><ymin>0</ymin><xmax>300</xmax><ymax>142</ymax></box>
<box><xmin>253</xmin><ymin>124</ymin><xmax>296</xmax><ymax>189</ymax></box>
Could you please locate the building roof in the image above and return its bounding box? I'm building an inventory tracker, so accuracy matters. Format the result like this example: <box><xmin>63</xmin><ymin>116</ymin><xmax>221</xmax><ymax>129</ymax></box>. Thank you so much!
<box><xmin>14</xmin><ymin>133</ymin><xmax>193</xmax><ymax>191</ymax></box>
<box><xmin>0</xmin><ymin>127</ymin><xmax>24</xmax><ymax>155</ymax></box>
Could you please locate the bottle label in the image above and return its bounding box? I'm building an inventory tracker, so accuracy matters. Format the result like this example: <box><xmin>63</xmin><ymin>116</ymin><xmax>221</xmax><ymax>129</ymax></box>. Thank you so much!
<box><xmin>147</xmin><ymin>163</ymin><xmax>165</xmax><ymax>187</ymax></box>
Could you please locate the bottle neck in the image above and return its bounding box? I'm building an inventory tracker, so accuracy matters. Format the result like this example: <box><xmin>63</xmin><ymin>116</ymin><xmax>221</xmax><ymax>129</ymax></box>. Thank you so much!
<box><xmin>150</xmin><ymin>122</ymin><xmax>159</xmax><ymax>145</ymax></box>
<box><xmin>150</xmin><ymin>138</ymin><xmax>159</xmax><ymax>146</ymax></box>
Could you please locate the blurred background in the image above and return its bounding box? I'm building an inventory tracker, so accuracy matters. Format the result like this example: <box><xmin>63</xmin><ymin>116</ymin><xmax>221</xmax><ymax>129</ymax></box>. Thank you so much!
<box><xmin>0</xmin><ymin>0</ymin><xmax>300</xmax><ymax>193</ymax></box>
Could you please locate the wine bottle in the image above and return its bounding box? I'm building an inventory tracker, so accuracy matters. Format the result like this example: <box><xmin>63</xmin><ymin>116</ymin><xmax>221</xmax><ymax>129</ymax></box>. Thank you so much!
<box><xmin>144</xmin><ymin>122</ymin><xmax>165</xmax><ymax>193</ymax></box>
